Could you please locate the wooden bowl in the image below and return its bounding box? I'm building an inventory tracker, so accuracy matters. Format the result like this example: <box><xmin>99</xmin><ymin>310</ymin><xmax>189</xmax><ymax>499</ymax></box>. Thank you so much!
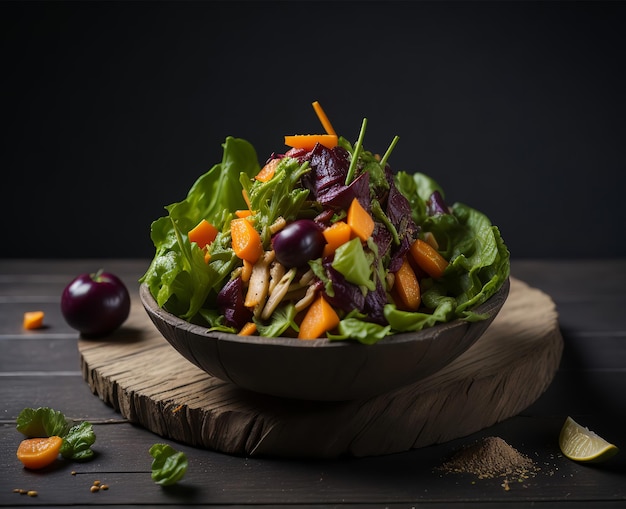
<box><xmin>140</xmin><ymin>278</ymin><xmax>509</xmax><ymax>401</ymax></box>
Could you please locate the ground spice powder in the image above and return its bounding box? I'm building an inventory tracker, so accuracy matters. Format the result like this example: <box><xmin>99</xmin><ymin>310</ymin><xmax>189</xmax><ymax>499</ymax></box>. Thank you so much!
<box><xmin>438</xmin><ymin>436</ymin><xmax>539</xmax><ymax>480</ymax></box>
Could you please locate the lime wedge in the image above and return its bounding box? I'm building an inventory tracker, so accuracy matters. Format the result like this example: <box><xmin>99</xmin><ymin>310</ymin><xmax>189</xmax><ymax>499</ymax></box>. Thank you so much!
<box><xmin>559</xmin><ymin>416</ymin><xmax>619</xmax><ymax>463</ymax></box>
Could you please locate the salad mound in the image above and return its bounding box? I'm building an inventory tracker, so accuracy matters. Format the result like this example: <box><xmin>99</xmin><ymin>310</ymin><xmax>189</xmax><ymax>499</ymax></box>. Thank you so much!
<box><xmin>141</xmin><ymin>104</ymin><xmax>510</xmax><ymax>344</ymax></box>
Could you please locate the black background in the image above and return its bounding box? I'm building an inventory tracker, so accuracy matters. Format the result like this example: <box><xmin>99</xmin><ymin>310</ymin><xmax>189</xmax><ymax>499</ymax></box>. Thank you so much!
<box><xmin>2</xmin><ymin>1</ymin><xmax>625</xmax><ymax>259</ymax></box>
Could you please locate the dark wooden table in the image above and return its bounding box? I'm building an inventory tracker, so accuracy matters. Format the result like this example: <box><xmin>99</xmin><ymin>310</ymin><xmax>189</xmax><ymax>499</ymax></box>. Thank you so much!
<box><xmin>1</xmin><ymin>259</ymin><xmax>625</xmax><ymax>508</ymax></box>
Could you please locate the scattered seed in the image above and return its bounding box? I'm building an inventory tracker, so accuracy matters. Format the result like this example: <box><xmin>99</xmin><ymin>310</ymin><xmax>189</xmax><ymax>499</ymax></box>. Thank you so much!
<box><xmin>71</xmin><ymin>470</ymin><xmax>77</xmax><ymax>476</ymax></box>
<box><xmin>27</xmin><ymin>491</ymin><xmax>38</xmax><ymax>497</ymax></box>
<box><xmin>101</xmin><ymin>484</ymin><xmax>109</xmax><ymax>490</ymax></box>
<box><xmin>93</xmin><ymin>480</ymin><xmax>101</xmax><ymax>487</ymax></box>
<box><xmin>90</xmin><ymin>485</ymin><xmax>100</xmax><ymax>493</ymax></box>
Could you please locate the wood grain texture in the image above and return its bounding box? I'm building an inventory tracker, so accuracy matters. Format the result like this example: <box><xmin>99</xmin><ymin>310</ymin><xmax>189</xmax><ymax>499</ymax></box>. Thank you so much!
<box><xmin>79</xmin><ymin>277</ymin><xmax>563</xmax><ymax>458</ymax></box>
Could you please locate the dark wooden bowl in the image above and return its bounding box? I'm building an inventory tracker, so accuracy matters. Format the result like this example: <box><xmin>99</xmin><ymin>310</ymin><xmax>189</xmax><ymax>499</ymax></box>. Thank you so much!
<box><xmin>140</xmin><ymin>278</ymin><xmax>509</xmax><ymax>401</ymax></box>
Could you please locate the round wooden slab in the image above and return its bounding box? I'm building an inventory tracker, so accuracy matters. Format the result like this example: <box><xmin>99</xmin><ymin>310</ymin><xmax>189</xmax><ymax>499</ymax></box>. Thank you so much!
<box><xmin>79</xmin><ymin>277</ymin><xmax>562</xmax><ymax>458</ymax></box>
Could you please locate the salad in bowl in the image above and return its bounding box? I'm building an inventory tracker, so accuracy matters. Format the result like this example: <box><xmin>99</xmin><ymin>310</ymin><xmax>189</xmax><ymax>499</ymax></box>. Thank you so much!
<box><xmin>141</xmin><ymin>103</ymin><xmax>510</xmax><ymax>346</ymax></box>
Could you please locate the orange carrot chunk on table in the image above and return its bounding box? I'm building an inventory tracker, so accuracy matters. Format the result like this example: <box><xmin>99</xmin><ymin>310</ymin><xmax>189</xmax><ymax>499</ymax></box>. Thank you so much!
<box><xmin>393</xmin><ymin>257</ymin><xmax>421</xmax><ymax>311</ymax></box>
<box><xmin>188</xmin><ymin>219</ymin><xmax>219</xmax><ymax>248</ymax></box>
<box><xmin>409</xmin><ymin>238</ymin><xmax>449</xmax><ymax>279</ymax></box>
<box><xmin>230</xmin><ymin>218</ymin><xmax>263</xmax><ymax>264</ymax></box>
<box><xmin>347</xmin><ymin>198</ymin><xmax>375</xmax><ymax>242</ymax></box>
<box><xmin>23</xmin><ymin>311</ymin><xmax>44</xmax><ymax>330</ymax></box>
<box><xmin>16</xmin><ymin>436</ymin><xmax>63</xmax><ymax>470</ymax></box>
<box><xmin>298</xmin><ymin>295</ymin><xmax>340</xmax><ymax>340</ymax></box>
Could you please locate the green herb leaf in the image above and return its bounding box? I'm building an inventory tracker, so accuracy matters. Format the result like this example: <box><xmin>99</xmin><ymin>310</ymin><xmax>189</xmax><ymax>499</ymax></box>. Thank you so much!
<box><xmin>149</xmin><ymin>443</ymin><xmax>188</xmax><ymax>486</ymax></box>
<box><xmin>16</xmin><ymin>407</ymin><xmax>70</xmax><ymax>438</ymax></box>
<box><xmin>60</xmin><ymin>421</ymin><xmax>96</xmax><ymax>461</ymax></box>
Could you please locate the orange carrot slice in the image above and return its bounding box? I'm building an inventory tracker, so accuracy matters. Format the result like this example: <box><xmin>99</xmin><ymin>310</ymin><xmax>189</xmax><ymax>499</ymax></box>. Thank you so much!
<box><xmin>16</xmin><ymin>436</ymin><xmax>63</xmax><ymax>470</ymax></box>
<box><xmin>188</xmin><ymin>219</ymin><xmax>219</xmax><ymax>248</ymax></box>
<box><xmin>393</xmin><ymin>257</ymin><xmax>421</xmax><ymax>311</ymax></box>
<box><xmin>230</xmin><ymin>218</ymin><xmax>263</xmax><ymax>264</ymax></box>
<box><xmin>322</xmin><ymin>221</ymin><xmax>351</xmax><ymax>257</ymax></box>
<box><xmin>255</xmin><ymin>158</ymin><xmax>280</xmax><ymax>182</ymax></box>
<box><xmin>347</xmin><ymin>198</ymin><xmax>375</xmax><ymax>242</ymax></box>
<box><xmin>298</xmin><ymin>295</ymin><xmax>340</xmax><ymax>339</ymax></box>
<box><xmin>409</xmin><ymin>239</ymin><xmax>449</xmax><ymax>279</ymax></box>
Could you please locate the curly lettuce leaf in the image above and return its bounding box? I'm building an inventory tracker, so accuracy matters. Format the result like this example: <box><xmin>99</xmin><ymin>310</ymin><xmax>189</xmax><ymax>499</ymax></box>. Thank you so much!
<box><xmin>16</xmin><ymin>407</ymin><xmax>70</xmax><ymax>438</ymax></box>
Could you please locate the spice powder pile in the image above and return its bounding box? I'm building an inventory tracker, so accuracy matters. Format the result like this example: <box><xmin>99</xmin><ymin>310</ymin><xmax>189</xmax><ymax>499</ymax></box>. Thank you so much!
<box><xmin>438</xmin><ymin>436</ymin><xmax>539</xmax><ymax>480</ymax></box>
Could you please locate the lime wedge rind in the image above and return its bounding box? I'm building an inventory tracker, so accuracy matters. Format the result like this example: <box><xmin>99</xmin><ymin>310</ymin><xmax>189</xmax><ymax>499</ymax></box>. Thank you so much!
<box><xmin>559</xmin><ymin>416</ymin><xmax>619</xmax><ymax>463</ymax></box>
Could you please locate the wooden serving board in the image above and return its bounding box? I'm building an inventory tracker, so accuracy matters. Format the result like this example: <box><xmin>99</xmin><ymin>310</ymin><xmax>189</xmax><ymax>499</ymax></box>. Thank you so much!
<box><xmin>79</xmin><ymin>277</ymin><xmax>563</xmax><ymax>458</ymax></box>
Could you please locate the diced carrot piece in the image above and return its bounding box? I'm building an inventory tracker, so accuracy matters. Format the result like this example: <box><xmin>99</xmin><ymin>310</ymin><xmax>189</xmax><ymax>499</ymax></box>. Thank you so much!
<box><xmin>23</xmin><ymin>311</ymin><xmax>44</xmax><ymax>330</ymax></box>
<box><xmin>298</xmin><ymin>295</ymin><xmax>340</xmax><ymax>339</ymax></box>
<box><xmin>188</xmin><ymin>219</ymin><xmax>219</xmax><ymax>248</ymax></box>
<box><xmin>284</xmin><ymin>134</ymin><xmax>338</xmax><ymax>151</ymax></box>
<box><xmin>393</xmin><ymin>257</ymin><xmax>421</xmax><ymax>311</ymax></box>
<box><xmin>230</xmin><ymin>218</ymin><xmax>263</xmax><ymax>264</ymax></box>
<box><xmin>347</xmin><ymin>198</ymin><xmax>375</xmax><ymax>242</ymax></box>
<box><xmin>322</xmin><ymin>221</ymin><xmax>352</xmax><ymax>257</ymax></box>
<box><xmin>235</xmin><ymin>209</ymin><xmax>254</xmax><ymax>218</ymax></box>
<box><xmin>16</xmin><ymin>436</ymin><xmax>63</xmax><ymax>470</ymax></box>
<box><xmin>409</xmin><ymin>239</ymin><xmax>449</xmax><ymax>279</ymax></box>
<box><xmin>255</xmin><ymin>158</ymin><xmax>280</xmax><ymax>182</ymax></box>
<box><xmin>238</xmin><ymin>321</ymin><xmax>257</xmax><ymax>336</ymax></box>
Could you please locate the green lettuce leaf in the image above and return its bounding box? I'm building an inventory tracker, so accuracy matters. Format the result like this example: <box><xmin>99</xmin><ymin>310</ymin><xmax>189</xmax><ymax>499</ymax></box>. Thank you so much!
<box><xmin>16</xmin><ymin>407</ymin><xmax>70</xmax><ymax>438</ymax></box>
<box><xmin>140</xmin><ymin>137</ymin><xmax>260</xmax><ymax>321</ymax></box>
<box><xmin>149</xmin><ymin>443</ymin><xmax>188</xmax><ymax>486</ymax></box>
<box><xmin>60</xmin><ymin>421</ymin><xmax>96</xmax><ymax>461</ymax></box>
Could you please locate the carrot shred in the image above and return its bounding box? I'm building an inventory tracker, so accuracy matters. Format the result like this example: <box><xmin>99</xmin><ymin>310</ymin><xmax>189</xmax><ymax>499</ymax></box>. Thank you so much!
<box><xmin>23</xmin><ymin>311</ymin><xmax>44</xmax><ymax>330</ymax></box>
<box><xmin>235</xmin><ymin>209</ymin><xmax>253</xmax><ymax>218</ymax></box>
<box><xmin>298</xmin><ymin>295</ymin><xmax>340</xmax><ymax>339</ymax></box>
<box><xmin>238</xmin><ymin>321</ymin><xmax>257</xmax><ymax>336</ymax></box>
<box><xmin>312</xmin><ymin>101</ymin><xmax>336</xmax><ymax>136</ymax></box>
<box><xmin>409</xmin><ymin>239</ymin><xmax>449</xmax><ymax>279</ymax></box>
<box><xmin>284</xmin><ymin>134</ymin><xmax>338</xmax><ymax>151</ymax></box>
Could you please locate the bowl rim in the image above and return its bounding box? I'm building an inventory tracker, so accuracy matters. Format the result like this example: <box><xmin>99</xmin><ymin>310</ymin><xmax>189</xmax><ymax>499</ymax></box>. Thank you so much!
<box><xmin>140</xmin><ymin>277</ymin><xmax>510</xmax><ymax>348</ymax></box>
